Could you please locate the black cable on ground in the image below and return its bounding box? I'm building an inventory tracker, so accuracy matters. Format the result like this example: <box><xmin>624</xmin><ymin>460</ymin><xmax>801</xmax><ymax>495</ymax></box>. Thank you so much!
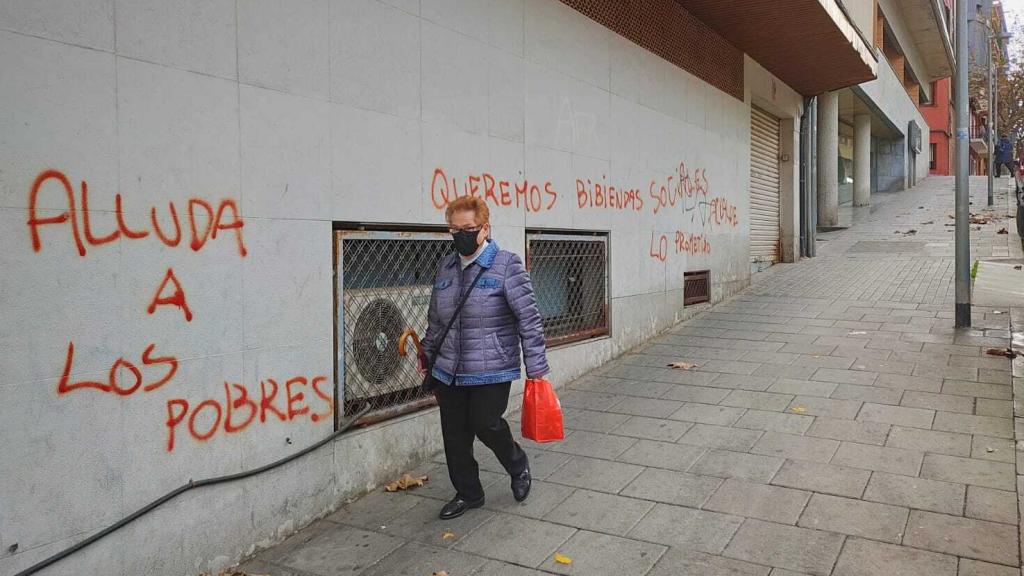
<box><xmin>14</xmin><ymin>407</ymin><xmax>370</xmax><ymax>576</ymax></box>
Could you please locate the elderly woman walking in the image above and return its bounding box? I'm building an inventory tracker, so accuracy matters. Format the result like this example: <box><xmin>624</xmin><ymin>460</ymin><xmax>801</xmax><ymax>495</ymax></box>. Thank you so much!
<box><xmin>419</xmin><ymin>196</ymin><xmax>550</xmax><ymax>520</ymax></box>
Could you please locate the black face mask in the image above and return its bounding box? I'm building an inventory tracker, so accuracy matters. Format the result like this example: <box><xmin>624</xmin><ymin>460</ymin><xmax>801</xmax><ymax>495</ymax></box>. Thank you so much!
<box><xmin>452</xmin><ymin>230</ymin><xmax>481</xmax><ymax>257</ymax></box>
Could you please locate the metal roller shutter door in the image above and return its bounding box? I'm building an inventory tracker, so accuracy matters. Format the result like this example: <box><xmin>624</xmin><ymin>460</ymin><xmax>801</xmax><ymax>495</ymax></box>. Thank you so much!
<box><xmin>750</xmin><ymin>106</ymin><xmax>781</xmax><ymax>263</ymax></box>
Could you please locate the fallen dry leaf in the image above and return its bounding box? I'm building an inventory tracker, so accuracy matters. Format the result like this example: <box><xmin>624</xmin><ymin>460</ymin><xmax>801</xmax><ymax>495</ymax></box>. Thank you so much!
<box><xmin>921</xmin><ymin>221</ymin><xmax>934</xmax><ymax>225</ymax></box>
<box><xmin>1014</xmin><ymin>265</ymin><xmax>1022</xmax><ymax>270</ymax></box>
<box><xmin>993</xmin><ymin>310</ymin><xmax>1004</xmax><ymax>315</ymax></box>
<box><xmin>985</xmin><ymin>348</ymin><xmax>1019</xmax><ymax>359</ymax></box>
<box><xmin>997</xmin><ymin>228</ymin><xmax>1008</xmax><ymax>234</ymax></box>
<box><xmin>986</xmin><ymin>447</ymin><xmax>996</xmax><ymax>453</ymax></box>
<box><xmin>442</xmin><ymin>532</ymin><xmax>456</xmax><ymax>541</ymax></box>
<box><xmin>667</xmin><ymin>361</ymin><xmax>698</xmax><ymax>370</ymax></box>
<box><xmin>554</xmin><ymin>553</ymin><xmax>573</xmax><ymax>565</ymax></box>
<box><xmin>848</xmin><ymin>331</ymin><xmax>867</xmax><ymax>336</ymax></box>
<box><xmin>791</xmin><ymin>406</ymin><xmax>807</xmax><ymax>414</ymax></box>
<box><xmin>385</xmin><ymin>473</ymin><xmax>429</xmax><ymax>492</ymax></box>
<box><xmin>433</xmin><ymin>572</ymin><xmax>449</xmax><ymax>576</ymax></box>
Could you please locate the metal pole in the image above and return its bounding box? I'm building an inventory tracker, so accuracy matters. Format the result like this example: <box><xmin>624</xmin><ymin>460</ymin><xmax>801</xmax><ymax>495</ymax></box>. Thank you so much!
<box><xmin>988</xmin><ymin>32</ymin><xmax>995</xmax><ymax>206</ymax></box>
<box><xmin>955</xmin><ymin>0</ymin><xmax>972</xmax><ymax>327</ymax></box>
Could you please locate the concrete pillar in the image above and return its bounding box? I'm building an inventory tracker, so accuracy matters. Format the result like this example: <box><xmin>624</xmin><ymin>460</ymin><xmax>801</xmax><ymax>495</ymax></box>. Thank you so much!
<box><xmin>816</xmin><ymin>91</ymin><xmax>839</xmax><ymax>227</ymax></box>
<box><xmin>853</xmin><ymin>113</ymin><xmax>872</xmax><ymax>206</ymax></box>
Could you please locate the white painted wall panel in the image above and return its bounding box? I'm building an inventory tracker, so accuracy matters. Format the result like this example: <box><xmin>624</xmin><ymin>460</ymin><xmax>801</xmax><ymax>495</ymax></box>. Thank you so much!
<box><xmin>237</xmin><ymin>0</ymin><xmax>330</xmax><ymax>99</ymax></box>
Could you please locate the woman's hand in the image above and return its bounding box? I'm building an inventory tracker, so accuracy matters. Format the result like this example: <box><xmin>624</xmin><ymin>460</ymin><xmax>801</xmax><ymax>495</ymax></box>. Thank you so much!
<box><xmin>416</xmin><ymin>353</ymin><xmax>428</xmax><ymax>376</ymax></box>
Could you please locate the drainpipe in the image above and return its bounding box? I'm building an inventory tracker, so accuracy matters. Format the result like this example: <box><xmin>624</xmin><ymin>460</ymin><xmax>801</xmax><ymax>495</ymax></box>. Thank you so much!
<box><xmin>800</xmin><ymin>96</ymin><xmax>818</xmax><ymax>258</ymax></box>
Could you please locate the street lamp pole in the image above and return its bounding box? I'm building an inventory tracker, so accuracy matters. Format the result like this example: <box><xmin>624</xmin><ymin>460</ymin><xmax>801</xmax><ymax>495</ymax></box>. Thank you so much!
<box><xmin>988</xmin><ymin>34</ymin><xmax>995</xmax><ymax>206</ymax></box>
<box><xmin>955</xmin><ymin>0</ymin><xmax>971</xmax><ymax>327</ymax></box>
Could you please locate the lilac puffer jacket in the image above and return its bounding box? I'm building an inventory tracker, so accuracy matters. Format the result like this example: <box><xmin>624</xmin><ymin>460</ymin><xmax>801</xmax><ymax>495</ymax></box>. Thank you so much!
<box><xmin>422</xmin><ymin>241</ymin><xmax>550</xmax><ymax>386</ymax></box>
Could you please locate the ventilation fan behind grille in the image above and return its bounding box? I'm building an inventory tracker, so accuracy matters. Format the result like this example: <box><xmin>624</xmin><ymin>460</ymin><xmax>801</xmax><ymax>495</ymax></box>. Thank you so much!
<box><xmin>342</xmin><ymin>285</ymin><xmax>431</xmax><ymax>403</ymax></box>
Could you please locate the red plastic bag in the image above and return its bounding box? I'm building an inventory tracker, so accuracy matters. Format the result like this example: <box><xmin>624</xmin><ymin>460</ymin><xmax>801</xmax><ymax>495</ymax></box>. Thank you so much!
<box><xmin>521</xmin><ymin>378</ymin><xmax>564</xmax><ymax>443</ymax></box>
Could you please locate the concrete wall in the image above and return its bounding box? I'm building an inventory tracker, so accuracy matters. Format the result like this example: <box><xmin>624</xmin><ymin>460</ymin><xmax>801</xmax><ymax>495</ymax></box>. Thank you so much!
<box><xmin>0</xmin><ymin>1</ymin><xmax>774</xmax><ymax>574</ymax></box>
<box><xmin>857</xmin><ymin>50</ymin><xmax>931</xmax><ymax>190</ymax></box>
<box><xmin>844</xmin><ymin>0</ymin><xmax>876</xmax><ymax>49</ymax></box>
<box><xmin>877</xmin><ymin>0</ymin><xmax>933</xmax><ymax>101</ymax></box>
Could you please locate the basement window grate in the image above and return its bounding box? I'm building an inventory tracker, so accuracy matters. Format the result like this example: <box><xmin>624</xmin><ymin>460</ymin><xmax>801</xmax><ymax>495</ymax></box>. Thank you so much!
<box><xmin>527</xmin><ymin>232</ymin><xmax>610</xmax><ymax>347</ymax></box>
<box><xmin>684</xmin><ymin>270</ymin><xmax>710</xmax><ymax>305</ymax></box>
<box><xmin>335</xmin><ymin>230</ymin><xmax>452</xmax><ymax>425</ymax></box>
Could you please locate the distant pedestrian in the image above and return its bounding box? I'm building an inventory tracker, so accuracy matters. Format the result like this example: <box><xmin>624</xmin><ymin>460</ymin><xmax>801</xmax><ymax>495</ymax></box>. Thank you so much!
<box><xmin>419</xmin><ymin>196</ymin><xmax>549</xmax><ymax>520</ymax></box>
<box><xmin>995</xmin><ymin>134</ymin><xmax>1015</xmax><ymax>177</ymax></box>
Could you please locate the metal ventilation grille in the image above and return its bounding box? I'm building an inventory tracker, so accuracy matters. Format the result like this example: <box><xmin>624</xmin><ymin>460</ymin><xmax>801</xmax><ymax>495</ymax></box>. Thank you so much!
<box><xmin>684</xmin><ymin>269</ymin><xmax>710</xmax><ymax>305</ymax></box>
<box><xmin>336</xmin><ymin>231</ymin><xmax>452</xmax><ymax>423</ymax></box>
<box><xmin>527</xmin><ymin>233</ymin><xmax>610</xmax><ymax>347</ymax></box>
<box><xmin>558</xmin><ymin>0</ymin><xmax>744</xmax><ymax>100</ymax></box>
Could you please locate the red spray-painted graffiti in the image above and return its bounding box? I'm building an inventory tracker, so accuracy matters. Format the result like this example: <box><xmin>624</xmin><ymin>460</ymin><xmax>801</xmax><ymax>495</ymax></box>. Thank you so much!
<box><xmin>57</xmin><ymin>341</ymin><xmax>177</xmax><ymax>396</ymax></box>
<box><xmin>428</xmin><ymin>161</ymin><xmax>739</xmax><ymax>262</ymax></box>
<box><xmin>32</xmin><ymin>168</ymin><xmax>330</xmax><ymax>453</ymax></box>
<box><xmin>28</xmin><ymin>169</ymin><xmax>248</xmax><ymax>258</ymax></box>
<box><xmin>430</xmin><ymin>167</ymin><xmax>557</xmax><ymax>213</ymax></box>
<box><xmin>649</xmin><ymin>230</ymin><xmax>713</xmax><ymax>262</ymax></box>
<box><xmin>148</xmin><ymin>268</ymin><xmax>194</xmax><ymax>322</ymax></box>
<box><xmin>165</xmin><ymin>376</ymin><xmax>333</xmax><ymax>452</ymax></box>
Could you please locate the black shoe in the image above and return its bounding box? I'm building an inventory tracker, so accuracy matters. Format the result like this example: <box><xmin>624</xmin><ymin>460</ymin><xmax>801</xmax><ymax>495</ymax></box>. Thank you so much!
<box><xmin>439</xmin><ymin>495</ymin><xmax>484</xmax><ymax>520</ymax></box>
<box><xmin>511</xmin><ymin>468</ymin><xmax>532</xmax><ymax>502</ymax></box>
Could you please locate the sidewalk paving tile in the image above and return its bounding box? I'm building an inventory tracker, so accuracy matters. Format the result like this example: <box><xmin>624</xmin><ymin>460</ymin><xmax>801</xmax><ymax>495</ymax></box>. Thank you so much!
<box><xmin>957</xmin><ymin>559</ymin><xmax>1021</xmax><ymax>576</ymax></box>
<box><xmin>545</xmin><ymin>456</ymin><xmax>645</xmax><ymax>493</ymax></box>
<box><xmin>932</xmin><ymin>412</ymin><xmax>1014</xmax><ymax>438</ymax></box>
<box><xmin>690</xmin><ymin>449</ymin><xmax>785</xmax><ymax>483</ymax></box>
<box><xmin>970</xmin><ymin>436</ymin><xmax>1015</xmax><ymax>463</ymax></box>
<box><xmin>538</xmin><ymin>530</ymin><xmax>666</xmax><ymax>576</ymax></box>
<box><xmin>542</xmin><ymin>488</ymin><xmax>654</xmax><ymax>535</ymax></box>
<box><xmin>857</xmin><ymin>403</ymin><xmax>935</xmax><ymax>429</ymax></box>
<box><xmin>453</xmin><ymin>513</ymin><xmax>576</xmax><ymax>567</ymax></box>
<box><xmin>830</xmin><ymin>384</ymin><xmax>903</xmax><ymax>405</ymax></box>
<box><xmin>704</xmin><ymin>479</ymin><xmax>811</xmax><ymax>524</ymax></box>
<box><xmin>678</xmin><ymin>423</ymin><xmax>764</xmax><ymax>451</ymax></box>
<box><xmin>884</xmin><ymin>426</ymin><xmax>972</xmax><ymax>457</ymax></box>
<box><xmin>771</xmin><ymin>460</ymin><xmax>870</xmax><ymax>498</ymax></box>
<box><xmin>862</xmin><ymin>472</ymin><xmax>965</xmax><ymax>516</ymax></box>
<box><xmin>831</xmin><ymin>442</ymin><xmax>924</xmax><ymax>476</ymax></box>
<box><xmin>627</xmin><ymin>503</ymin><xmax>743</xmax><ymax>553</ymax></box>
<box><xmin>900</xmin><ymin>390</ymin><xmax>975</xmax><ymax>414</ymax></box>
<box><xmin>609</xmin><ymin>416</ymin><xmax>692</xmax><ymax>442</ymax></box>
<box><xmin>798</xmin><ymin>493</ymin><xmax>909</xmax><ymax>543</ymax></box>
<box><xmin>767</xmin><ymin>378</ymin><xmax>838</xmax><ymax>397</ymax></box>
<box><xmin>750</xmin><ymin>431</ymin><xmax>840</xmax><ymax>463</ymax></box>
<box><xmin>358</xmin><ymin>541</ymin><xmax>488</xmax><ymax>576</ymax></box>
<box><xmin>721</xmin><ymin>390</ymin><xmax>796</xmax><ymax>412</ymax></box>
<box><xmin>670</xmin><ymin>402</ymin><xmax>747</xmax><ymax>425</ymax></box>
<box><xmin>620</xmin><ymin>467</ymin><xmax>723</xmax><ymax>507</ymax></box>
<box><xmin>920</xmin><ymin>454</ymin><xmax>1017</xmax><ymax>491</ymax></box>
<box><xmin>617</xmin><ymin>438</ymin><xmax>706</xmax><ymax>471</ymax></box>
<box><xmin>273</xmin><ymin>524</ymin><xmax>406</xmax><ymax>576</ymax></box>
<box><xmin>965</xmin><ymin>485</ymin><xmax>1018</xmax><ymax>525</ymax></box>
<box><xmin>646</xmin><ymin>548</ymin><xmax>770</xmax><ymax>576</ymax></box>
<box><xmin>787</xmin><ymin>396</ymin><xmax>863</xmax><ymax>419</ymax></box>
<box><xmin>903</xmin><ymin>510</ymin><xmax>1019</xmax><ymax>565</ymax></box>
<box><xmin>734</xmin><ymin>409</ymin><xmax>814</xmax><ymax>434</ymax></box>
<box><xmin>802</xmin><ymin>416</ymin><xmax>892</xmax><ymax>444</ymax></box>
<box><xmin>722</xmin><ymin>518</ymin><xmax>845</xmax><ymax>576</ymax></box>
<box><xmin>832</xmin><ymin>538</ymin><xmax>957</xmax><ymax>576</ymax></box>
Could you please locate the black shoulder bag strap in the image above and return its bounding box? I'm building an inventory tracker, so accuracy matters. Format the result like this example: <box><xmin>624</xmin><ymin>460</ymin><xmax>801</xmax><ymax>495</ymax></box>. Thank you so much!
<box><xmin>422</xmin><ymin>265</ymin><xmax>487</xmax><ymax>392</ymax></box>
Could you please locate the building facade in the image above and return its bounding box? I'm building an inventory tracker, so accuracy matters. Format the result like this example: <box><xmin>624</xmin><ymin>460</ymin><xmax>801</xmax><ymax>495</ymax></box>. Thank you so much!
<box><xmin>0</xmin><ymin>1</ymin><xmax>944</xmax><ymax>575</ymax></box>
<box><xmin>923</xmin><ymin>76</ymin><xmax>954</xmax><ymax>175</ymax></box>
<box><xmin>815</xmin><ymin>0</ymin><xmax>954</xmax><ymax>226</ymax></box>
